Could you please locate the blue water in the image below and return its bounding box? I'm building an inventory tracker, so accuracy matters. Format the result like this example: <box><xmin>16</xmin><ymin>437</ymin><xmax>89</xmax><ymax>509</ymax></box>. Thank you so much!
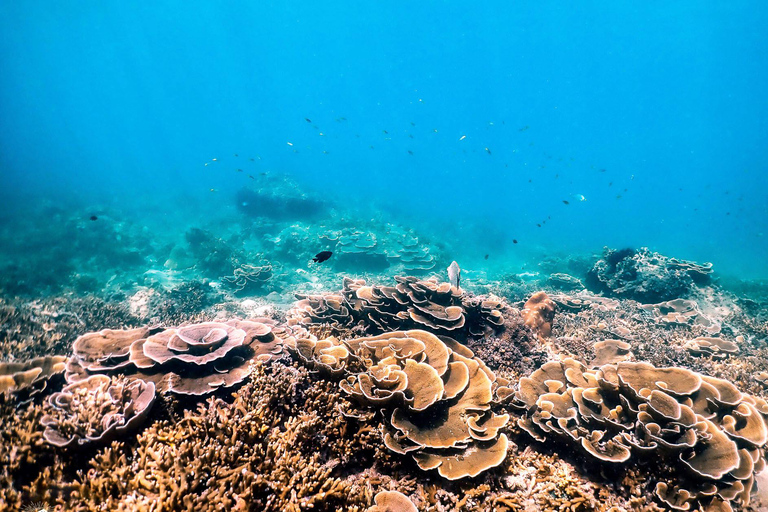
<box><xmin>1</xmin><ymin>1</ymin><xmax>767</xmax><ymax>281</ymax></box>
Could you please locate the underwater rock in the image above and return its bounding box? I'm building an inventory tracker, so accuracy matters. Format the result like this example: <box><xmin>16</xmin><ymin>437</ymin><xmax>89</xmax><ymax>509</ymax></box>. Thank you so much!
<box><xmin>66</xmin><ymin>319</ymin><xmax>290</xmax><ymax>395</ymax></box>
<box><xmin>287</xmin><ymin>276</ymin><xmax>507</xmax><ymax>341</ymax></box>
<box><xmin>585</xmin><ymin>247</ymin><xmax>713</xmax><ymax>303</ymax></box>
<box><xmin>293</xmin><ymin>330</ymin><xmax>510</xmax><ymax>480</ymax></box>
<box><xmin>507</xmin><ymin>357</ymin><xmax>768</xmax><ymax>511</ymax></box>
<box><xmin>41</xmin><ymin>374</ymin><xmax>155</xmax><ymax>448</ymax></box>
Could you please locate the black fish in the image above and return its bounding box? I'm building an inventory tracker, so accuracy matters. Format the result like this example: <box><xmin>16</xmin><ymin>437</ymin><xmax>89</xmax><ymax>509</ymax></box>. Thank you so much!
<box><xmin>562</xmin><ymin>200</ymin><xmax>570</xmax><ymax>205</ymax></box>
<box><xmin>513</xmin><ymin>239</ymin><xmax>518</xmax><ymax>244</ymax></box>
<box><xmin>537</xmin><ymin>224</ymin><xmax>541</xmax><ymax>228</ymax></box>
<box><xmin>89</xmin><ymin>215</ymin><xmax>98</xmax><ymax>221</ymax></box>
<box><xmin>484</xmin><ymin>254</ymin><xmax>489</xmax><ymax>260</ymax></box>
<box><xmin>305</xmin><ymin>118</ymin><xmax>312</xmax><ymax>123</ymax></box>
<box><xmin>407</xmin><ymin>150</ymin><xmax>414</xmax><ymax>155</ymax></box>
<box><xmin>312</xmin><ymin>251</ymin><xmax>333</xmax><ymax>263</ymax></box>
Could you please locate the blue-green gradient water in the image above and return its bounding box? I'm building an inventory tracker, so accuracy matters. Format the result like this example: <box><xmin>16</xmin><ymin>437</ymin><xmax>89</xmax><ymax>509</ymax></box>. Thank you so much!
<box><xmin>1</xmin><ymin>2</ymin><xmax>767</xmax><ymax>285</ymax></box>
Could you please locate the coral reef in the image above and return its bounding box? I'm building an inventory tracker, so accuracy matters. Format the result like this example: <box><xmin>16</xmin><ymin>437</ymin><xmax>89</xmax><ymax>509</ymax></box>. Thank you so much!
<box><xmin>293</xmin><ymin>330</ymin><xmax>510</xmax><ymax>480</ymax></box>
<box><xmin>66</xmin><ymin>319</ymin><xmax>290</xmax><ymax>395</ymax></box>
<box><xmin>288</xmin><ymin>276</ymin><xmax>507</xmax><ymax>340</ymax></box>
<box><xmin>520</xmin><ymin>291</ymin><xmax>556</xmax><ymax>338</ymax></box>
<box><xmin>509</xmin><ymin>358</ymin><xmax>768</xmax><ymax>511</ymax></box>
<box><xmin>0</xmin><ymin>355</ymin><xmax>67</xmax><ymax>399</ymax></box>
<box><xmin>41</xmin><ymin>375</ymin><xmax>155</xmax><ymax>448</ymax></box>
<box><xmin>586</xmin><ymin>247</ymin><xmax>714</xmax><ymax>303</ymax></box>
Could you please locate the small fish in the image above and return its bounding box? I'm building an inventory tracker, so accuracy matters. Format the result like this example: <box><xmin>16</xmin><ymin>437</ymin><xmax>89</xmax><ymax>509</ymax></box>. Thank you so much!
<box><xmin>563</xmin><ymin>200</ymin><xmax>570</xmax><ymax>205</ymax></box>
<box><xmin>410</xmin><ymin>122</ymin><xmax>415</xmax><ymax>126</ymax></box>
<box><xmin>513</xmin><ymin>239</ymin><xmax>518</xmax><ymax>244</ymax></box>
<box><xmin>305</xmin><ymin>118</ymin><xmax>312</xmax><ymax>123</ymax></box>
<box><xmin>210</xmin><ymin>188</ymin><xmax>217</xmax><ymax>192</ymax></box>
<box><xmin>250</xmin><ymin>158</ymin><xmax>255</xmax><ymax>162</ymax></box>
<box><xmin>484</xmin><ymin>254</ymin><xmax>489</xmax><ymax>260</ymax></box>
<box><xmin>519</xmin><ymin>126</ymin><xmax>529</xmax><ymax>132</ymax></box>
<box><xmin>408</xmin><ymin>134</ymin><xmax>414</xmax><ymax>138</ymax></box>
<box><xmin>609</xmin><ymin>182</ymin><xmax>613</xmax><ymax>186</ymax></box>
<box><xmin>407</xmin><ymin>150</ymin><xmax>414</xmax><ymax>155</ymax></box>
<box><xmin>89</xmin><ymin>215</ymin><xmax>98</xmax><ymax>221</ymax></box>
<box><xmin>599</xmin><ymin>169</ymin><xmax>606</xmax><ymax>172</ymax></box>
<box><xmin>485</xmin><ymin>147</ymin><xmax>491</xmax><ymax>154</ymax></box>
<box><xmin>248</xmin><ymin>175</ymin><xmax>255</xmax><ymax>179</ymax></box>
<box><xmin>459</xmin><ymin>135</ymin><xmax>466</xmax><ymax>141</ymax></box>
<box><xmin>447</xmin><ymin>261</ymin><xmax>461</xmax><ymax>290</ymax></box>
<box><xmin>312</xmin><ymin>251</ymin><xmax>333</xmax><ymax>263</ymax></box>
<box><xmin>236</xmin><ymin>168</ymin><xmax>243</xmax><ymax>172</ymax></box>
<box><xmin>260</xmin><ymin>172</ymin><xmax>268</xmax><ymax>176</ymax></box>
<box><xmin>537</xmin><ymin>224</ymin><xmax>541</xmax><ymax>228</ymax></box>
<box><xmin>383</xmin><ymin>130</ymin><xmax>388</xmax><ymax>134</ymax></box>
<box><xmin>287</xmin><ymin>142</ymin><xmax>293</xmax><ymax>146</ymax></box>
<box><xmin>433</xmin><ymin>129</ymin><xmax>438</xmax><ymax>133</ymax></box>
<box><xmin>234</xmin><ymin>153</ymin><xmax>238</xmax><ymax>157</ymax></box>
<box><xmin>212</xmin><ymin>158</ymin><xmax>217</xmax><ymax>161</ymax></box>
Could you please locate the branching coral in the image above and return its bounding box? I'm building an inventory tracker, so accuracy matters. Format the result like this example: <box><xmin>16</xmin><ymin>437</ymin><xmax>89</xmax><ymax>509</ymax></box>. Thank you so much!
<box><xmin>65</xmin><ymin>362</ymin><xmax>375</xmax><ymax>511</ymax></box>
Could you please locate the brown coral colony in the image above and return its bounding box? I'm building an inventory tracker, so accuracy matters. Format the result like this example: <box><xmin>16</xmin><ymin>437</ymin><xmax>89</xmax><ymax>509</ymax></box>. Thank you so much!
<box><xmin>4</xmin><ymin>265</ymin><xmax>767</xmax><ymax>511</ymax></box>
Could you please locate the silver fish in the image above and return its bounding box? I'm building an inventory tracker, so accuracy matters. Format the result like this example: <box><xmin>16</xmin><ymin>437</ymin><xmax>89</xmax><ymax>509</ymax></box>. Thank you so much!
<box><xmin>447</xmin><ymin>261</ymin><xmax>461</xmax><ymax>291</ymax></box>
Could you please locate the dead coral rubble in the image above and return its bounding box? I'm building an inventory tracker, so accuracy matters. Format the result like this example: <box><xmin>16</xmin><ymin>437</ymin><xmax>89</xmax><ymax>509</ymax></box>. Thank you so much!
<box><xmin>66</xmin><ymin>319</ymin><xmax>290</xmax><ymax>395</ymax></box>
<box><xmin>293</xmin><ymin>329</ymin><xmax>510</xmax><ymax>480</ymax></box>
<box><xmin>508</xmin><ymin>357</ymin><xmax>768</xmax><ymax>511</ymax></box>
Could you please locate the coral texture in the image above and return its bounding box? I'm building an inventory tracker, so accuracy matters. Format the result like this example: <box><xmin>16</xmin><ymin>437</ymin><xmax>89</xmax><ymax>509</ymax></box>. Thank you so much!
<box><xmin>293</xmin><ymin>329</ymin><xmax>510</xmax><ymax>480</ymax></box>
<box><xmin>586</xmin><ymin>247</ymin><xmax>713</xmax><ymax>303</ymax></box>
<box><xmin>288</xmin><ymin>276</ymin><xmax>507</xmax><ymax>340</ymax></box>
<box><xmin>509</xmin><ymin>357</ymin><xmax>768</xmax><ymax>511</ymax></box>
<box><xmin>66</xmin><ymin>319</ymin><xmax>290</xmax><ymax>395</ymax></box>
<box><xmin>41</xmin><ymin>375</ymin><xmax>155</xmax><ymax>448</ymax></box>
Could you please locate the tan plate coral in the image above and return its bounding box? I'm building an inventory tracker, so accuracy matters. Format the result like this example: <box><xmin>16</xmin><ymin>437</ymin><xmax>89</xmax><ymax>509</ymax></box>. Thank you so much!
<box><xmin>0</xmin><ymin>355</ymin><xmax>67</xmax><ymax>399</ymax></box>
<box><xmin>66</xmin><ymin>319</ymin><xmax>291</xmax><ymax>395</ymax></box>
<box><xmin>41</xmin><ymin>374</ymin><xmax>155</xmax><ymax>448</ymax></box>
<box><xmin>507</xmin><ymin>358</ymin><xmax>768</xmax><ymax>511</ymax></box>
<box><xmin>294</xmin><ymin>329</ymin><xmax>510</xmax><ymax>480</ymax></box>
<box><xmin>288</xmin><ymin>276</ymin><xmax>507</xmax><ymax>340</ymax></box>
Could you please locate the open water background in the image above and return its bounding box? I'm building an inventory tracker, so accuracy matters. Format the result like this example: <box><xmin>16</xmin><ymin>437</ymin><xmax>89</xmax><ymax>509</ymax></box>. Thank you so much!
<box><xmin>1</xmin><ymin>2</ymin><xmax>766</xmax><ymax>281</ymax></box>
